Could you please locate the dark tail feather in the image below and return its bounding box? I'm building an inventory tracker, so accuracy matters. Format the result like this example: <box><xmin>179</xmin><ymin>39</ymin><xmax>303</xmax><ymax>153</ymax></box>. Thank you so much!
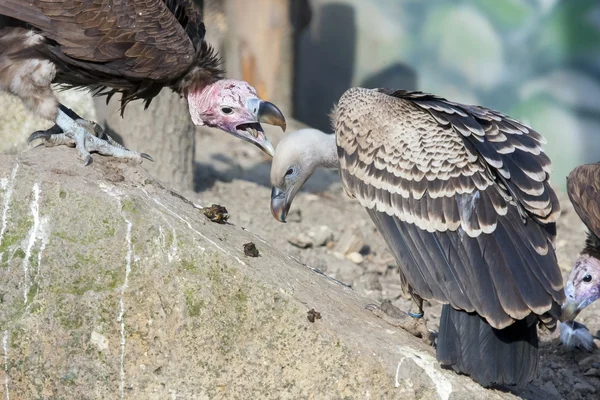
<box><xmin>436</xmin><ymin>305</ymin><xmax>538</xmax><ymax>387</ymax></box>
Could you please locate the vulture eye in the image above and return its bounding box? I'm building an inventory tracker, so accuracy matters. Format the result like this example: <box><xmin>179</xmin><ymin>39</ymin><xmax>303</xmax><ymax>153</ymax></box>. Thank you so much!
<box><xmin>285</xmin><ymin>168</ymin><xmax>295</xmax><ymax>177</ymax></box>
<box><xmin>583</xmin><ymin>274</ymin><xmax>592</xmax><ymax>283</ymax></box>
<box><xmin>221</xmin><ymin>107</ymin><xmax>233</xmax><ymax>115</ymax></box>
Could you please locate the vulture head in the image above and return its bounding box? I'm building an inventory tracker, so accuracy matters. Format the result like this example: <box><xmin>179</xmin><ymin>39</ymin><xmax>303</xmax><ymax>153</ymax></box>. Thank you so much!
<box><xmin>270</xmin><ymin>128</ymin><xmax>338</xmax><ymax>222</ymax></box>
<box><xmin>187</xmin><ymin>79</ymin><xmax>286</xmax><ymax>157</ymax></box>
<box><xmin>561</xmin><ymin>252</ymin><xmax>600</xmax><ymax>321</ymax></box>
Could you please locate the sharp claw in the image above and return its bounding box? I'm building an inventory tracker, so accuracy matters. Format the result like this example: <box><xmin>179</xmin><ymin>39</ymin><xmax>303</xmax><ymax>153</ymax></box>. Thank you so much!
<box><xmin>27</xmin><ymin>131</ymin><xmax>52</xmax><ymax>144</ymax></box>
<box><xmin>141</xmin><ymin>153</ymin><xmax>154</xmax><ymax>162</ymax></box>
<box><xmin>84</xmin><ymin>155</ymin><xmax>93</xmax><ymax>166</ymax></box>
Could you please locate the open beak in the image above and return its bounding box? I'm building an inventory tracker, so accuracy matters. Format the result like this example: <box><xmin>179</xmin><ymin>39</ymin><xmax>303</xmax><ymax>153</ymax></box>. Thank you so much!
<box><xmin>270</xmin><ymin>187</ymin><xmax>289</xmax><ymax>222</ymax></box>
<box><xmin>235</xmin><ymin>124</ymin><xmax>275</xmax><ymax>157</ymax></box>
<box><xmin>236</xmin><ymin>100</ymin><xmax>286</xmax><ymax>158</ymax></box>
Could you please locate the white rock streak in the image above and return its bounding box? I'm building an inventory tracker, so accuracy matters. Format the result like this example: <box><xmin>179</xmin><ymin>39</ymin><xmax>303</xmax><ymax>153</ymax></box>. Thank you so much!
<box><xmin>98</xmin><ymin>183</ymin><xmax>133</xmax><ymax>399</ymax></box>
<box><xmin>117</xmin><ymin>216</ymin><xmax>132</xmax><ymax>400</ymax></box>
<box><xmin>23</xmin><ymin>183</ymin><xmax>41</xmax><ymax>305</ymax></box>
<box><xmin>2</xmin><ymin>331</ymin><xmax>8</xmax><ymax>400</ymax></box>
<box><xmin>0</xmin><ymin>164</ymin><xmax>19</xmax><ymax>249</ymax></box>
<box><xmin>396</xmin><ymin>346</ymin><xmax>452</xmax><ymax>400</ymax></box>
<box><xmin>168</xmin><ymin>228</ymin><xmax>177</xmax><ymax>263</ymax></box>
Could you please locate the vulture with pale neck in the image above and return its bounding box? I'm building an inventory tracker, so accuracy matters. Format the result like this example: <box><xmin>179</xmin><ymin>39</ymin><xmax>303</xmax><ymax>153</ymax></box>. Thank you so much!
<box><xmin>270</xmin><ymin>88</ymin><xmax>564</xmax><ymax>387</ymax></box>
<box><xmin>0</xmin><ymin>0</ymin><xmax>285</xmax><ymax>165</ymax></box>
<box><xmin>560</xmin><ymin>162</ymin><xmax>600</xmax><ymax>350</ymax></box>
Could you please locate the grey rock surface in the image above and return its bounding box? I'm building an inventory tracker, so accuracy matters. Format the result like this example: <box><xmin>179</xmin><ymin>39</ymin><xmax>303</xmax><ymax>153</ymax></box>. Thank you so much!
<box><xmin>0</xmin><ymin>147</ymin><xmax>531</xmax><ymax>399</ymax></box>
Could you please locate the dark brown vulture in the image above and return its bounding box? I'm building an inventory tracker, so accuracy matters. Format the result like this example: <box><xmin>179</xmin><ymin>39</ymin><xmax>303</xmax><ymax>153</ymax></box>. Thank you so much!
<box><xmin>0</xmin><ymin>0</ymin><xmax>286</xmax><ymax>164</ymax></box>
<box><xmin>560</xmin><ymin>163</ymin><xmax>600</xmax><ymax>349</ymax></box>
<box><xmin>269</xmin><ymin>88</ymin><xmax>565</xmax><ymax>387</ymax></box>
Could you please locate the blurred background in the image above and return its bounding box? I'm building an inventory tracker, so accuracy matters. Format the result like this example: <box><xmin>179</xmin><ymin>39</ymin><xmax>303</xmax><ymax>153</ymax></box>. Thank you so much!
<box><xmin>293</xmin><ymin>0</ymin><xmax>600</xmax><ymax>190</ymax></box>
<box><xmin>1</xmin><ymin>0</ymin><xmax>599</xmax><ymax>192</ymax></box>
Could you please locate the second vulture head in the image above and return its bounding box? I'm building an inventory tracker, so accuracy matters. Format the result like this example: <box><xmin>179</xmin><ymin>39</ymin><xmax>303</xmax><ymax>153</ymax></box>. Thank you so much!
<box><xmin>188</xmin><ymin>79</ymin><xmax>286</xmax><ymax>157</ymax></box>
<box><xmin>270</xmin><ymin>128</ymin><xmax>339</xmax><ymax>222</ymax></box>
<box><xmin>561</xmin><ymin>244</ymin><xmax>600</xmax><ymax>322</ymax></box>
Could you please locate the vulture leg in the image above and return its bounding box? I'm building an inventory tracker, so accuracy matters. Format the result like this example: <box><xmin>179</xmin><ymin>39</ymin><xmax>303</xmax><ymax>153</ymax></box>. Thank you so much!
<box><xmin>29</xmin><ymin>104</ymin><xmax>153</xmax><ymax>166</ymax></box>
<box><xmin>366</xmin><ymin>299</ymin><xmax>436</xmax><ymax>346</ymax></box>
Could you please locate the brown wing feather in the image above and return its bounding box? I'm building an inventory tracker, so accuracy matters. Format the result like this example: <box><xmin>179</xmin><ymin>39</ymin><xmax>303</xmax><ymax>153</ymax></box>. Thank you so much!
<box><xmin>567</xmin><ymin>163</ymin><xmax>600</xmax><ymax>240</ymax></box>
<box><xmin>335</xmin><ymin>87</ymin><xmax>564</xmax><ymax>329</ymax></box>
<box><xmin>0</xmin><ymin>0</ymin><xmax>221</xmax><ymax>110</ymax></box>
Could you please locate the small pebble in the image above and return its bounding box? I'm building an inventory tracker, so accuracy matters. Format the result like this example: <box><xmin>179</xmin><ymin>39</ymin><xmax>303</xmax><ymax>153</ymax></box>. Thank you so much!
<box><xmin>578</xmin><ymin>354</ymin><xmax>598</xmax><ymax>369</ymax></box>
<box><xmin>541</xmin><ymin>381</ymin><xmax>560</xmax><ymax>397</ymax></box>
<box><xmin>574</xmin><ymin>381</ymin><xmax>596</xmax><ymax>394</ymax></box>
<box><xmin>288</xmin><ymin>233</ymin><xmax>313</xmax><ymax>249</ymax></box>
<box><xmin>307</xmin><ymin>308</ymin><xmax>321</xmax><ymax>323</ymax></box>
<box><xmin>202</xmin><ymin>204</ymin><xmax>229</xmax><ymax>223</ymax></box>
<box><xmin>311</xmin><ymin>225</ymin><xmax>334</xmax><ymax>247</ymax></box>
<box><xmin>346</xmin><ymin>252</ymin><xmax>364</xmax><ymax>264</ymax></box>
<box><xmin>286</xmin><ymin>209</ymin><xmax>302</xmax><ymax>223</ymax></box>
<box><xmin>243</xmin><ymin>242</ymin><xmax>260</xmax><ymax>257</ymax></box>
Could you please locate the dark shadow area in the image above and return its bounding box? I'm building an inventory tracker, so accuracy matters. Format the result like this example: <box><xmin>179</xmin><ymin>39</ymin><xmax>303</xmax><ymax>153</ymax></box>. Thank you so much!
<box><xmin>293</xmin><ymin>3</ymin><xmax>357</xmax><ymax>132</ymax></box>
<box><xmin>99</xmin><ymin>123</ymin><xmax>126</xmax><ymax>147</ymax></box>
<box><xmin>359</xmin><ymin>63</ymin><xmax>418</xmax><ymax>91</ymax></box>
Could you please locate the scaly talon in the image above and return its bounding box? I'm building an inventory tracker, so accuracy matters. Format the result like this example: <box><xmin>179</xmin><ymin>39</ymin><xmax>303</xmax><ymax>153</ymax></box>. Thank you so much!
<box><xmin>28</xmin><ymin>105</ymin><xmax>154</xmax><ymax>165</ymax></box>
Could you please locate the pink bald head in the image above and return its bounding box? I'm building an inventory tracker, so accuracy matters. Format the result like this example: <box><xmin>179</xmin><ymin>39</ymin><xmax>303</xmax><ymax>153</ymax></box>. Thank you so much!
<box><xmin>187</xmin><ymin>79</ymin><xmax>286</xmax><ymax>157</ymax></box>
<box><xmin>561</xmin><ymin>254</ymin><xmax>600</xmax><ymax>321</ymax></box>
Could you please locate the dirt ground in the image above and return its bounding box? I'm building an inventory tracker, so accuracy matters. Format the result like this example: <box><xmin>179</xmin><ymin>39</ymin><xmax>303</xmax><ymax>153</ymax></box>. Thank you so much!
<box><xmin>190</xmin><ymin>125</ymin><xmax>600</xmax><ymax>400</ymax></box>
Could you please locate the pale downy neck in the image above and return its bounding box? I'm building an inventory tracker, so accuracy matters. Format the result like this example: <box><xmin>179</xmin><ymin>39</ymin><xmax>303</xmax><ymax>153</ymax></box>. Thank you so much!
<box><xmin>312</xmin><ymin>130</ymin><xmax>339</xmax><ymax>170</ymax></box>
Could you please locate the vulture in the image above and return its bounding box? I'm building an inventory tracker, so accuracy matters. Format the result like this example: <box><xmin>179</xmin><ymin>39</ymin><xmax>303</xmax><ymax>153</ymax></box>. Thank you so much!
<box><xmin>270</xmin><ymin>88</ymin><xmax>565</xmax><ymax>387</ymax></box>
<box><xmin>0</xmin><ymin>0</ymin><xmax>286</xmax><ymax>164</ymax></box>
<box><xmin>560</xmin><ymin>162</ymin><xmax>600</xmax><ymax>349</ymax></box>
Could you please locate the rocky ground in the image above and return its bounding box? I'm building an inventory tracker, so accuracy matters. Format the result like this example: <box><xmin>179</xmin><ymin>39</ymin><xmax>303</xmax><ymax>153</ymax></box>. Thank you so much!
<box><xmin>2</xmin><ymin>89</ymin><xmax>599</xmax><ymax>398</ymax></box>
<box><xmin>192</xmin><ymin>125</ymin><xmax>600</xmax><ymax>400</ymax></box>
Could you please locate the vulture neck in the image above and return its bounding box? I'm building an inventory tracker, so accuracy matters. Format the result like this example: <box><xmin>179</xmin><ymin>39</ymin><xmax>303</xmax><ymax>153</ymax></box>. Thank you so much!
<box><xmin>582</xmin><ymin>231</ymin><xmax>600</xmax><ymax>260</ymax></box>
<box><xmin>308</xmin><ymin>130</ymin><xmax>339</xmax><ymax>170</ymax></box>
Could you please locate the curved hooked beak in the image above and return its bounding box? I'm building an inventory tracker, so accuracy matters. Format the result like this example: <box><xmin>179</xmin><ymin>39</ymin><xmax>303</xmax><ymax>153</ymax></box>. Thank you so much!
<box><xmin>270</xmin><ymin>187</ymin><xmax>290</xmax><ymax>223</ymax></box>
<box><xmin>560</xmin><ymin>283</ymin><xmax>600</xmax><ymax>322</ymax></box>
<box><xmin>561</xmin><ymin>301</ymin><xmax>581</xmax><ymax>322</ymax></box>
<box><xmin>258</xmin><ymin>101</ymin><xmax>287</xmax><ymax>132</ymax></box>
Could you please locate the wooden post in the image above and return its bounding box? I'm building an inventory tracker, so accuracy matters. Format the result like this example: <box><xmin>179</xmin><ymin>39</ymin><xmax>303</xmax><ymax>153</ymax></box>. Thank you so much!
<box><xmin>93</xmin><ymin>91</ymin><xmax>196</xmax><ymax>192</ymax></box>
<box><xmin>224</xmin><ymin>0</ymin><xmax>293</xmax><ymax>117</ymax></box>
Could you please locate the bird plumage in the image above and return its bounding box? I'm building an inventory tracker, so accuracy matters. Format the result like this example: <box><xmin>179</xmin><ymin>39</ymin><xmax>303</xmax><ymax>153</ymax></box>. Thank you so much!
<box><xmin>560</xmin><ymin>162</ymin><xmax>600</xmax><ymax>339</ymax></box>
<box><xmin>0</xmin><ymin>0</ymin><xmax>285</xmax><ymax>161</ymax></box>
<box><xmin>335</xmin><ymin>88</ymin><xmax>564</xmax><ymax>332</ymax></box>
<box><xmin>566</xmin><ymin>162</ymin><xmax>600</xmax><ymax>259</ymax></box>
<box><xmin>271</xmin><ymin>87</ymin><xmax>565</xmax><ymax>387</ymax></box>
<box><xmin>333</xmin><ymin>88</ymin><xmax>565</xmax><ymax>386</ymax></box>
<box><xmin>0</xmin><ymin>0</ymin><xmax>221</xmax><ymax>112</ymax></box>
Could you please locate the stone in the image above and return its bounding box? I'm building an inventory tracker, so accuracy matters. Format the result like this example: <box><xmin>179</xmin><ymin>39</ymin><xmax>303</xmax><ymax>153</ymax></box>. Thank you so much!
<box><xmin>334</xmin><ymin>229</ymin><xmax>365</xmax><ymax>255</ymax></box>
<box><xmin>578</xmin><ymin>354</ymin><xmax>599</xmax><ymax>369</ymax></box>
<box><xmin>573</xmin><ymin>381</ymin><xmax>597</xmax><ymax>394</ymax></box>
<box><xmin>346</xmin><ymin>252</ymin><xmax>364</xmax><ymax>264</ymax></box>
<box><xmin>288</xmin><ymin>233</ymin><xmax>313</xmax><ymax>248</ymax></box>
<box><xmin>285</xmin><ymin>208</ymin><xmax>302</xmax><ymax>223</ymax></box>
<box><xmin>0</xmin><ymin>147</ymin><xmax>531</xmax><ymax>399</ymax></box>
<box><xmin>541</xmin><ymin>381</ymin><xmax>560</xmax><ymax>397</ymax></box>
<box><xmin>310</xmin><ymin>225</ymin><xmax>334</xmax><ymax>247</ymax></box>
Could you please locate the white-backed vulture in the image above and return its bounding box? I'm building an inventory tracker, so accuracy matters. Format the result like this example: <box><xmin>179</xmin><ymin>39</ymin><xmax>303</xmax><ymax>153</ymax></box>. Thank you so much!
<box><xmin>269</xmin><ymin>88</ymin><xmax>565</xmax><ymax>387</ymax></box>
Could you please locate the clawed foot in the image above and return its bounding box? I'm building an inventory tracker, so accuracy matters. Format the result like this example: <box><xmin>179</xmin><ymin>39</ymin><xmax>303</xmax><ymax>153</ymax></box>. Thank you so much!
<box><xmin>560</xmin><ymin>320</ymin><xmax>598</xmax><ymax>351</ymax></box>
<box><xmin>28</xmin><ymin>105</ymin><xmax>153</xmax><ymax>166</ymax></box>
<box><xmin>366</xmin><ymin>300</ymin><xmax>437</xmax><ymax>347</ymax></box>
